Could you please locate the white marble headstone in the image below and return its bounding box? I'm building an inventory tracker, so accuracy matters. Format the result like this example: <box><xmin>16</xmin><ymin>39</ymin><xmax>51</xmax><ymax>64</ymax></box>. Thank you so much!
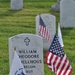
<box><xmin>36</xmin><ymin>14</ymin><xmax>56</xmax><ymax>50</ymax></box>
<box><xmin>60</xmin><ymin>0</ymin><xmax>75</xmax><ymax>27</ymax></box>
<box><xmin>10</xmin><ymin>0</ymin><xmax>23</xmax><ymax>10</ymax></box>
<box><xmin>9</xmin><ymin>34</ymin><xmax>44</xmax><ymax>75</ymax></box>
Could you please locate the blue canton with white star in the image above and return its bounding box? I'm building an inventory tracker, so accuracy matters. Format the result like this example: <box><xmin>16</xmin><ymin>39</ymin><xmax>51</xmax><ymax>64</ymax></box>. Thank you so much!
<box><xmin>49</xmin><ymin>35</ymin><xmax>65</xmax><ymax>58</ymax></box>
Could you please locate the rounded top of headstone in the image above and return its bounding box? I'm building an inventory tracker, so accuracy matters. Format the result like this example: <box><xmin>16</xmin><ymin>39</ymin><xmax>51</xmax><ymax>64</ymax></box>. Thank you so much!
<box><xmin>9</xmin><ymin>33</ymin><xmax>42</xmax><ymax>39</ymax></box>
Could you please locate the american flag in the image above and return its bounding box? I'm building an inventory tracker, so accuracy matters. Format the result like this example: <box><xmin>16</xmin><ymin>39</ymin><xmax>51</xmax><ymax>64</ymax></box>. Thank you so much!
<box><xmin>39</xmin><ymin>15</ymin><xmax>50</xmax><ymax>41</ymax></box>
<box><xmin>46</xmin><ymin>35</ymin><xmax>72</xmax><ymax>75</ymax></box>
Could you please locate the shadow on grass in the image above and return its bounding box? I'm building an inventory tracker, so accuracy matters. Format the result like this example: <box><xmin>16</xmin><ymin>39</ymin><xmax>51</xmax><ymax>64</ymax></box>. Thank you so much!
<box><xmin>0</xmin><ymin>9</ymin><xmax>22</xmax><ymax>19</ymax></box>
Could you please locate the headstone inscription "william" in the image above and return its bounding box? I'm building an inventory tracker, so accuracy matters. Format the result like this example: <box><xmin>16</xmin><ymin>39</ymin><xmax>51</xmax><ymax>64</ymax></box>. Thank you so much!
<box><xmin>60</xmin><ymin>0</ymin><xmax>75</xmax><ymax>27</ymax></box>
<box><xmin>10</xmin><ymin>0</ymin><xmax>23</xmax><ymax>10</ymax></box>
<box><xmin>36</xmin><ymin>14</ymin><xmax>56</xmax><ymax>50</ymax></box>
<box><xmin>9</xmin><ymin>34</ymin><xmax>44</xmax><ymax>75</ymax></box>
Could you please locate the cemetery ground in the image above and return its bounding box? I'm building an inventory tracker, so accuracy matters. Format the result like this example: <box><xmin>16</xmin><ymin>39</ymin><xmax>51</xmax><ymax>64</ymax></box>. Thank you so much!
<box><xmin>0</xmin><ymin>0</ymin><xmax>75</xmax><ymax>75</ymax></box>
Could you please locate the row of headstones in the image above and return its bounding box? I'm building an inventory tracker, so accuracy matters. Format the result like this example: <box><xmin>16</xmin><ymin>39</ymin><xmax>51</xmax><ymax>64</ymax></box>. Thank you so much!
<box><xmin>11</xmin><ymin>0</ymin><xmax>75</xmax><ymax>27</ymax></box>
<box><xmin>9</xmin><ymin>14</ymin><xmax>56</xmax><ymax>75</ymax></box>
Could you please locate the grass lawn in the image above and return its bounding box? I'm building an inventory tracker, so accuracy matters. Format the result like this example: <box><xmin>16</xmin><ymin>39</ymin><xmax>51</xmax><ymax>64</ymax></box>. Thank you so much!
<box><xmin>0</xmin><ymin>0</ymin><xmax>75</xmax><ymax>75</ymax></box>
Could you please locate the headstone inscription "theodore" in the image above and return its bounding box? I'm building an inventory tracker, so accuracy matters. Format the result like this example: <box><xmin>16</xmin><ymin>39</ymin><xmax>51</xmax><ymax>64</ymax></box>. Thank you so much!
<box><xmin>36</xmin><ymin>14</ymin><xmax>56</xmax><ymax>50</ymax></box>
<box><xmin>9</xmin><ymin>34</ymin><xmax>44</xmax><ymax>75</ymax></box>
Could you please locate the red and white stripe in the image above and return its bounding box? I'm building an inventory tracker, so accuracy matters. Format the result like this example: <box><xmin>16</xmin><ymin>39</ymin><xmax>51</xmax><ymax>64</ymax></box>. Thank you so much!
<box><xmin>39</xmin><ymin>25</ymin><xmax>50</xmax><ymax>41</ymax></box>
<box><xmin>46</xmin><ymin>52</ymin><xmax>72</xmax><ymax>75</ymax></box>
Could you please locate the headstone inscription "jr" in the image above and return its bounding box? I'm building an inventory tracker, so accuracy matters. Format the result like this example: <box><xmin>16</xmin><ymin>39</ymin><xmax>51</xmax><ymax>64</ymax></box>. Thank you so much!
<box><xmin>9</xmin><ymin>34</ymin><xmax>44</xmax><ymax>75</ymax></box>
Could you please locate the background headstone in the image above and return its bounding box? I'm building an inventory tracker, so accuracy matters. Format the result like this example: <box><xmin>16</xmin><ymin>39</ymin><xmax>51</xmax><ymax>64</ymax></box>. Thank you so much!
<box><xmin>60</xmin><ymin>0</ymin><xmax>75</xmax><ymax>27</ymax></box>
<box><xmin>10</xmin><ymin>0</ymin><xmax>23</xmax><ymax>10</ymax></box>
<box><xmin>9</xmin><ymin>34</ymin><xmax>44</xmax><ymax>75</ymax></box>
<box><xmin>51</xmin><ymin>0</ymin><xmax>60</xmax><ymax>12</ymax></box>
<box><xmin>36</xmin><ymin>14</ymin><xmax>56</xmax><ymax>50</ymax></box>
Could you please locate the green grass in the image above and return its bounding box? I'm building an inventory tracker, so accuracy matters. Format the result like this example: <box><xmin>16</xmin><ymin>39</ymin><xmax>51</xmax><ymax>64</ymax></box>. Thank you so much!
<box><xmin>0</xmin><ymin>0</ymin><xmax>75</xmax><ymax>75</ymax></box>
